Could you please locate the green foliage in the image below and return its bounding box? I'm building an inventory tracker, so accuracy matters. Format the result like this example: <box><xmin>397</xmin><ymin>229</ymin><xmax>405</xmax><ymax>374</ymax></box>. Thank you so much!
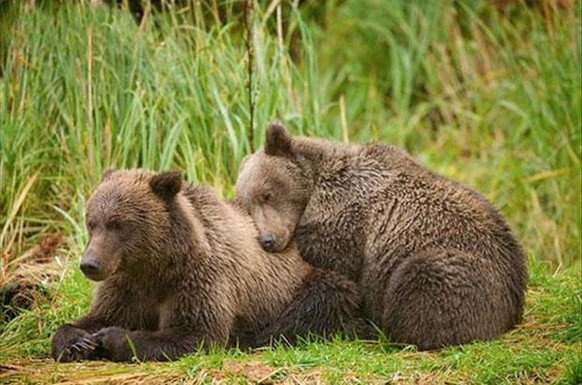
<box><xmin>313</xmin><ymin>0</ymin><xmax>580</xmax><ymax>269</ymax></box>
<box><xmin>0</xmin><ymin>0</ymin><xmax>579</xmax><ymax>270</ymax></box>
<box><xmin>1</xmin><ymin>262</ymin><xmax>579</xmax><ymax>382</ymax></box>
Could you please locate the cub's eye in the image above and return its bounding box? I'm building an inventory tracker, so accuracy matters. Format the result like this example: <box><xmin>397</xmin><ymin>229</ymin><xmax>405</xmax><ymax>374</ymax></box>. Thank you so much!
<box><xmin>261</xmin><ymin>192</ymin><xmax>273</xmax><ymax>203</ymax></box>
<box><xmin>105</xmin><ymin>220</ymin><xmax>123</xmax><ymax>231</ymax></box>
<box><xmin>86</xmin><ymin>219</ymin><xmax>97</xmax><ymax>231</ymax></box>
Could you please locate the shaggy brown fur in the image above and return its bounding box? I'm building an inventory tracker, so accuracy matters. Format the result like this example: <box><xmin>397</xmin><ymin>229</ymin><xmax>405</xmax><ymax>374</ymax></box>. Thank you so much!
<box><xmin>51</xmin><ymin>169</ymin><xmax>365</xmax><ymax>362</ymax></box>
<box><xmin>234</xmin><ymin>123</ymin><xmax>528</xmax><ymax>350</ymax></box>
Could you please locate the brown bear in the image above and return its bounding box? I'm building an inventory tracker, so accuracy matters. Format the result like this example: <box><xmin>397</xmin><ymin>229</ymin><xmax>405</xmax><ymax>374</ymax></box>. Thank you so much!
<box><xmin>234</xmin><ymin>122</ymin><xmax>528</xmax><ymax>350</ymax></box>
<box><xmin>51</xmin><ymin>169</ymin><xmax>366</xmax><ymax>362</ymax></box>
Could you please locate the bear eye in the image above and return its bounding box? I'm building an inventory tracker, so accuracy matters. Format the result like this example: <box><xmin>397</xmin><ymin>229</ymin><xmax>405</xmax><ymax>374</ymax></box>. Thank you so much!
<box><xmin>261</xmin><ymin>192</ymin><xmax>273</xmax><ymax>203</ymax></box>
<box><xmin>86</xmin><ymin>219</ymin><xmax>97</xmax><ymax>231</ymax></box>
<box><xmin>105</xmin><ymin>219</ymin><xmax>123</xmax><ymax>231</ymax></box>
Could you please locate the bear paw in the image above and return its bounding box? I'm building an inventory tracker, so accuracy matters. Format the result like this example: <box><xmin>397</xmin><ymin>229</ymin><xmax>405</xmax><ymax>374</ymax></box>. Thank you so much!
<box><xmin>92</xmin><ymin>326</ymin><xmax>133</xmax><ymax>362</ymax></box>
<box><xmin>63</xmin><ymin>336</ymin><xmax>99</xmax><ymax>361</ymax></box>
<box><xmin>52</xmin><ymin>325</ymin><xmax>99</xmax><ymax>362</ymax></box>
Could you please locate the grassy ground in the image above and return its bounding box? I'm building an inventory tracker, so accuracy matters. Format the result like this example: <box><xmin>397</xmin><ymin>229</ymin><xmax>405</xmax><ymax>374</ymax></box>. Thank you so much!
<box><xmin>0</xmin><ymin>0</ymin><xmax>580</xmax><ymax>384</ymax></box>
<box><xmin>0</xmin><ymin>259</ymin><xmax>579</xmax><ymax>384</ymax></box>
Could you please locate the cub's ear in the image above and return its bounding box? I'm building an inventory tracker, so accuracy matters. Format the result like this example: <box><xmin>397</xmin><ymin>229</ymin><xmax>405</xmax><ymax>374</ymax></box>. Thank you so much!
<box><xmin>265</xmin><ymin>122</ymin><xmax>293</xmax><ymax>157</ymax></box>
<box><xmin>101</xmin><ymin>168</ymin><xmax>118</xmax><ymax>182</ymax></box>
<box><xmin>150</xmin><ymin>170</ymin><xmax>182</xmax><ymax>201</ymax></box>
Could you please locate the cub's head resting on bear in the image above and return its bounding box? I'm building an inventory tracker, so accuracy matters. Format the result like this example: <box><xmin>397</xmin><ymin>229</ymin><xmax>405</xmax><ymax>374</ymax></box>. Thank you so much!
<box><xmin>51</xmin><ymin>168</ymin><xmax>366</xmax><ymax>362</ymax></box>
<box><xmin>235</xmin><ymin>122</ymin><xmax>528</xmax><ymax>351</ymax></box>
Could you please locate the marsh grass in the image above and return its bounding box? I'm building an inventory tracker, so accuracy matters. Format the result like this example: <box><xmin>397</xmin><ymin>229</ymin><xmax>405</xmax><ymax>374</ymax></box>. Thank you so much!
<box><xmin>0</xmin><ymin>0</ymin><xmax>580</xmax><ymax>383</ymax></box>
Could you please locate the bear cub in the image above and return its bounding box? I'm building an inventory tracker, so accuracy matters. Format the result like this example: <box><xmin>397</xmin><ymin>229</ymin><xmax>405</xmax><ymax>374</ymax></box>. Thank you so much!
<box><xmin>52</xmin><ymin>169</ymin><xmax>365</xmax><ymax>362</ymax></box>
<box><xmin>235</xmin><ymin>123</ymin><xmax>528</xmax><ymax>350</ymax></box>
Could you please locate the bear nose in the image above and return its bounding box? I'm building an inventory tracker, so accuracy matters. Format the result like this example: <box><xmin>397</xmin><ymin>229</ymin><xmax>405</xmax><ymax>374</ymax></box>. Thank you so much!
<box><xmin>259</xmin><ymin>234</ymin><xmax>277</xmax><ymax>252</ymax></box>
<box><xmin>80</xmin><ymin>257</ymin><xmax>102</xmax><ymax>278</ymax></box>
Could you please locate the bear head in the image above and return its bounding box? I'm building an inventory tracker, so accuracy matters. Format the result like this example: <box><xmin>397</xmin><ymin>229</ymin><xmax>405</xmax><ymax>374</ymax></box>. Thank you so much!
<box><xmin>80</xmin><ymin>169</ymin><xmax>182</xmax><ymax>281</ymax></box>
<box><xmin>235</xmin><ymin>123</ymin><xmax>315</xmax><ymax>253</ymax></box>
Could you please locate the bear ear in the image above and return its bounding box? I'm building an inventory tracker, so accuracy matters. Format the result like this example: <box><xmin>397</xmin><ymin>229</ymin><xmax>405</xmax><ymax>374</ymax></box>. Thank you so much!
<box><xmin>101</xmin><ymin>168</ymin><xmax>118</xmax><ymax>182</ymax></box>
<box><xmin>264</xmin><ymin>122</ymin><xmax>293</xmax><ymax>157</ymax></box>
<box><xmin>150</xmin><ymin>170</ymin><xmax>182</xmax><ymax>201</ymax></box>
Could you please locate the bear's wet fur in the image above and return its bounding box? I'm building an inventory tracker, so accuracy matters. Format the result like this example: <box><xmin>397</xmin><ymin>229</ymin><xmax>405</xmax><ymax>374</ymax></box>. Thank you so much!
<box><xmin>235</xmin><ymin>122</ymin><xmax>528</xmax><ymax>350</ymax></box>
<box><xmin>51</xmin><ymin>169</ymin><xmax>366</xmax><ymax>362</ymax></box>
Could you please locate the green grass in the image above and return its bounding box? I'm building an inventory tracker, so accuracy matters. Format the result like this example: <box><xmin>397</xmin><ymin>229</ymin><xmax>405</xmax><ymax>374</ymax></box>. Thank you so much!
<box><xmin>1</xmin><ymin>259</ymin><xmax>580</xmax><ymax>383</ymax></box>
<box><xmin>0</xmin><ymin>0</ymin><xmax>580</xmax><ymax>383</ymax></box>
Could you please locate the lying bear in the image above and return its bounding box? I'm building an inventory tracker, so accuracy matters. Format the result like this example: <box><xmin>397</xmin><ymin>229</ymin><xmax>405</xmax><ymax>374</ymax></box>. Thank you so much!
<box><xmin>52</xmin><ymin>169</ymin><xmax>366</xmax><ymax>362</ymax></box>
<box><xmin>235</xmin><ymin>122</ymin><xmax>528</xmax><ymax>350</ymax></box>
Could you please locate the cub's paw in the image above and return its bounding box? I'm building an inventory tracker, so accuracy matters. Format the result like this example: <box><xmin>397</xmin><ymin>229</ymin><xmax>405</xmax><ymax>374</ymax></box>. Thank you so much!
<box><xmin>52</xmin><ymin>325</ymin><xmax>99</xmax><ymax>362</ymax></box>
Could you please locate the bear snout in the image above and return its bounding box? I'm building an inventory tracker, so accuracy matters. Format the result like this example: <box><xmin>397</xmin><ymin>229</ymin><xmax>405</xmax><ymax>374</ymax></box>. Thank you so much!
<box><xmin>258</xmin><ymin>234</ymin><xmax>277</xmax><ymax>252</ymax></box>
<box><xmin>80</xmin><ymin>254</ymin><xmax>106</xmax><ymax>281</ymax></box>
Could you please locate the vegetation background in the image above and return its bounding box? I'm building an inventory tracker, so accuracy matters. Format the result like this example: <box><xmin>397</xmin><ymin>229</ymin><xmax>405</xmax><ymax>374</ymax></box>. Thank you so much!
<box><xmin>0</xmin><ymin>0</ymin><xmax>580</xmax><ymax>383</ymax></box>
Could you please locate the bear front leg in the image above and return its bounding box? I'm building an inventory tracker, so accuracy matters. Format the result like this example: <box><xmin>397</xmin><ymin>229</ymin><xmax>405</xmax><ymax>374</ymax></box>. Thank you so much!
<box><xmin>92</xmin><ymin>325</ymin><xmax>228</xmax><ymax>362</ymax></box>
<box><xmin>52</xmin><ymin>300</ymin><xmax>118</xmax><ymax>362</ymax></box>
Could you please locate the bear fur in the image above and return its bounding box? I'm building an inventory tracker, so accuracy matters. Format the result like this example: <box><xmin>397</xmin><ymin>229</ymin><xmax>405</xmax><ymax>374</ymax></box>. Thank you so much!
<box><xmin>234</xmin><ymin>122</ymin><xmax>528</xmax><ymax>350</ymax></box>
<box><xmin>51</xmin><ymin>169</ymin><xmax>366</xmax><ymax>362</ymax></box>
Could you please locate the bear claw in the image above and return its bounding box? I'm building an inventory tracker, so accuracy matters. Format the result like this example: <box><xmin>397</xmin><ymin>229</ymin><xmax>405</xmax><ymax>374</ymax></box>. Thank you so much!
<box><xmin>63</xmin><ymin>336</ymin><xmax>99</xmax><ymax>361</ymax></box>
